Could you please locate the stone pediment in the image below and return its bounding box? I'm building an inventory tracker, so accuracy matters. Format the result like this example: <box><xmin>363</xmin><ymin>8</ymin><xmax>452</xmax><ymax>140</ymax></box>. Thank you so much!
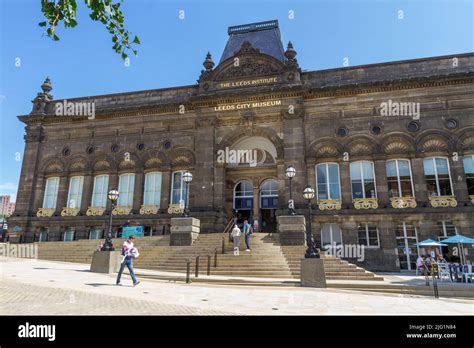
<box><xmin>198</xmin><ymin>41</ymin><xmax>295</xmax><ymax>93</ymax></box>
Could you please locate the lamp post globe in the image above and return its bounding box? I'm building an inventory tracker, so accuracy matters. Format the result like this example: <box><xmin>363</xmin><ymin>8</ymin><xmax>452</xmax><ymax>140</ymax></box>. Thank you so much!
<box><xmin>303</xmin><ymin>185</ymin><xmax>319</xmax><ymax>259</ymax></box>
<box><xmin>285</xmin><ymin>165</ymin><xmax>296</xmax><ymax>215</ymax></box>
<box><xmin>182</xmin><ymin>171</ymin><xmax>193</xmax><ymax>217</ymax></box>
<box><xmin>101</xmin><ymin>189</ymin><xmax>119</xmax><ymax>251</ymax></box>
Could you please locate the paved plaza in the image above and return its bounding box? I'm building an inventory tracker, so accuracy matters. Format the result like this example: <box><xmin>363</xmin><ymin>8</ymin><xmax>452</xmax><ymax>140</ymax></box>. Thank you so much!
<box><xmin>0</xmin><ymin>258</ymin><xmax>472</xmax><ymax>315</ymax></box>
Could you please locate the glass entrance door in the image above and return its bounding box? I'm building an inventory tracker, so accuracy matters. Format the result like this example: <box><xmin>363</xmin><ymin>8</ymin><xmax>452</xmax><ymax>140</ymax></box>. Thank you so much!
<box><xmin>396</xmin><ymin>223</ymin><xmax>419</xmax><ymax>270</ymax></box>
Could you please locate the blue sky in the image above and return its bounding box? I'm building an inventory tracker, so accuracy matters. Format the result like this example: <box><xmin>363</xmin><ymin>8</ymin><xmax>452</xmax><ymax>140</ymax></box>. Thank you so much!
<box><xmin>0</xmin><ymin>0</ymin><xmax>473</xmax><ymax>201</ymax></box>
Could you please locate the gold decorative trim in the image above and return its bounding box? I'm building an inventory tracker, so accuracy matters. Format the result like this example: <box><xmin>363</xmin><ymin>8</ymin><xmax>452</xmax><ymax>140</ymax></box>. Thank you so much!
<box><xmin>167</xmin><ymin>203</ymin><xmax>185</xmax><ymax>215</ymax></box>
<box><xmin>469</xmin><ymin>195</ymin><xmax>474</xmax><ymax>204</ymax></box>
<box><xmin>429</xmin><ymin>195</ymin><xmax>458</xmax><ymax>208</ymax></box>
<box><xmin>112</xmin><ymin>205</ymin><xmax>132</xmax><ymax>215</ymax></box>
<box><xmin>86</xmin><ymin>206</ymin><xmax>106</xmax><ymax>216</ymax></box>
<box><xmin>353</xmin><ymin>198</ymin><xmax>378</xmax><ymax>210</ymax></box>
<box><xmin>390</xmin><ymin>197</ymin><xmax>417</xmax><ymax>209</ymax></box>
<box><xmin>36</xmin><ymin>208</ymin><xmax>55</xmax><ymax>217</ymax></box>
<box><xmin>61</xmin><ymin>207</ymin><xmax>80</xmax><ymax>216</ymax></box>
<box><xmin>139</xmin><ymin>205</ymin><xmax>160</xmax><ymax>215</ymax></box>
<box><xmin>317</xmin><ymin>199</ymin><xmax>342</xmax><ymax>211</ymax></box>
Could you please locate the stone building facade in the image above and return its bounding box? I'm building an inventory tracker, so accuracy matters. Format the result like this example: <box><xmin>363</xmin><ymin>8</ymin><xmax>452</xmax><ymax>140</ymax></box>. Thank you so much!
<box><xmin>8</xmin><ymin>20</ymin><xmax>474</xmax><ymax>271</ymax></box>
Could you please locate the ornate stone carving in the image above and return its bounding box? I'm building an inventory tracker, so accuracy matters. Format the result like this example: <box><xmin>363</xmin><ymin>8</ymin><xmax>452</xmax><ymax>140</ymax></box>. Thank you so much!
<box><xmin>353</xmin><ymin>198</ymin><xmax>378</xmax><ymax>209</ymax></box>
<box><xmin>167</xmin><ymin>203</ymin><xmax>184</xmax><ymax>215</ymax></box>
<box><xmin>61</xmin><ymin>207</ymin><xmax>80</xmax><ymax>216</ymax></box>
<box><xmin>86</xmin><ymin>206</ymin><xmax>106</xmax><ymax>216</ymax></box>
<box><xmin>218</xmin><ymin>58</ymin><xmax>280</xmax><ymax>80</ymax></box>
<box><xmin>317</xmin><ymin>199</ymin><xmax>342</xmax><ymax>211</ymax></box>
<box><xmin>139</xmin><ymin>205</ymin><xmax>159</xmax><ymax>215</ymax></box>
<box><xmin>112</xmin><ymin>205</ymin><xmax>132</xmax><ymax>215</ymax></box>
<box><xmin>37</xmin><ymin>208</ymin><xmax>55</xmax><ymax>217</ymax></box>
<box><xmin>31</xmin><ymin>77</ymin><xmax>53</xmax><ymax>114</ymax></box>
<box><xmin>429</xmin><ymin>195</ymin><xmax>458</xmax><ymax>208</ymax></box>
<box><xmin>390</xmin><ymin>197</ymin><xmax>417</xmax><ymax>209</ymax></box>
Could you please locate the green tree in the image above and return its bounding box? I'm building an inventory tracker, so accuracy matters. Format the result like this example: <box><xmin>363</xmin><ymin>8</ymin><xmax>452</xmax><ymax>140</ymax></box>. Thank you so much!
<box><xmin>39</xmin><ymin>0</ymin><xmax>140</xmax><ymax>60</ymax></box>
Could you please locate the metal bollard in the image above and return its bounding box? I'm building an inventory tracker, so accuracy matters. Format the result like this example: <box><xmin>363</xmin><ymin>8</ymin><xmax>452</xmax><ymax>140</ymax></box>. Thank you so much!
<box><xmin>186</xmin><ymin>259</ymin><xmax>191</xmax><ymax>284</ymax></box>
<box><xmin>432</xmin><ymin>272</ymin><xmax>439</xmax><ymax>299</ymax></box>
<box><xmin>195</xmin><ymin>256</ymin><xmax>200</xmax><ymax>278</ymax></box>
<box><xmin>222</xmin><ymin>236</ymin><xmax>225</xmax><ymax>254</ymax></box>
<box><xmin>207</xmin><ymin>255</ymin><xmax>211</xmax><ymax>275</ymax></box>
<box><xmin>424</xmin><ymin>269</ymin><xmax>430</xmax><ymax>286</ymax></box>
<box><xmin>214</xmin><ymin>249</ymin><xmax>218</xmax><ymax>268</ymax></box>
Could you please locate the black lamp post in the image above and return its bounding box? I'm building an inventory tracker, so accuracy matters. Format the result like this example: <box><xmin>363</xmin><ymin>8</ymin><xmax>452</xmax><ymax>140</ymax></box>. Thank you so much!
<box><xmin>285</xmin><ymin>165</ymin><xmax>296</xmax><ymax>215</ymax></box>
<box><xmin>101</xmin><ymin>189</ymin><xmax>119</xmax><ymax>251</ymax></box>
<box><xmin>182</xmin><ymin>171</ymin><xmax>193</xmax><ymax>217</ymax></box>
<box><xmin>302</xmin><ymin>185</ymin><xmax>320</xmax><ymax>258</ymax></box>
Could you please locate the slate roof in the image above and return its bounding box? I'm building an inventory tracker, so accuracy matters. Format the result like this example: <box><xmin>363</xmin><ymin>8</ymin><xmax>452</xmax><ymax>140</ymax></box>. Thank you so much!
<box><xmin>219</xmin><ymin>20</ymin><xmax>285</xmax><ymax>64</ymax></box>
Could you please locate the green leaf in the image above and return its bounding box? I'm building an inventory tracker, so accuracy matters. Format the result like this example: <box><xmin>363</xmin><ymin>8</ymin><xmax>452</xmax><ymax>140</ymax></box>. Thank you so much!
<box><xmin>39</xmin><ymin>21</ymin><xmax>47</xmax><ymax>27</ymax></box>
<box><xmin>133</xmin><ymin>35</ymin><xmax>140</xmax><ymax>44</ymax></box>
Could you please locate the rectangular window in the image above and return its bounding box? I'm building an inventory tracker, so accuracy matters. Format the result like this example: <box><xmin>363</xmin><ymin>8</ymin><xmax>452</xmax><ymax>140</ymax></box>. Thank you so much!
<box><xmin>171</xmin><ymin>171</ymin><xmax>189</xmax><ymax>205</ymax></box>
<box><xmin>66</xmin><ymin>176</ymin><xmax>84</xmax><ymax>208</ymax></box>
<box><xmin>423</xmin><ymin>157</ymin><xmax>453</xmax><ymax>196</ymax></box>
<box><xmin>386</xmin><ymin>159</ymin><xmax>414</xmax><ymax>197</ymax></box>
<box><xmin>39</xmin><ymin>228</ymin><xmax>48</xmax><ymax>242</ymax></box>
<box><xmin>144</xmin><ymin>172</ymin><xmax>162</xmax><ymax>205</ymax></box>
<box><xmin>91</xmin><ymin>175</ymin><xmax>109</xmax><ymax>207</ymax></box>
<box><xmin>463</xmin><ymin>155</ymin><xmax>474</xmax><ymax>195</ymax></box>
<box><xmin>89</xmin><ymin>228</ymin><xmax>102</xmax><ymax>240</ymax></box>
<box><xmin>437</xmin><ymin>221</ymin><xmax>457</xmax><ymax>239</ymax></box>
<box><xmin>63</xmin><ymin>228</ymin><xmax>75</xmax><ymax>241</ymax></box>
<box><xmin>357</xmin><ymin>224</ymin><xmax>380</xmax><ymax>247</ymax></box>
<box><xmin>350</xmin><ymin>161</ymin><xmax>376</xmax><ymax>199</ymax></box>
<box><xmin>320</xmin><ymin>223</ymin><xmax>342</xmax><ymax>249</ymax></box>
<box><xmin>43</xmin><ymin>177</ymin><xmax>60</xmax><ymax>209</ymax></box>
<box><xmin>316</xmin><ymin>163</ymin><xmax>341</xmax><ymax>200</ymax></box>
<box><xmin>118</xmin><ymin>173</ymin><xmax>135</xmax><ymax>206</ymax></box>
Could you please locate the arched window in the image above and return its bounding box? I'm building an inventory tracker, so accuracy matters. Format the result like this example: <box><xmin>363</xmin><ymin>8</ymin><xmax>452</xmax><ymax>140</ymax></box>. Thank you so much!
<box><xmin>423</xmin><ymin>157</ymin><xmax>453</xmax><ymax>196</ymax></box>
<box><xmin>170</xmin><ymin>171</ymin><xmax>189</xmax><ymax>205</ymax></box>
<box><xmin>386</xmin><ymin>159</ymin><xmax>414</xmax><ymax>197</ymax></box>
<box><xmin>66</xmin><ymin>176</ymin><xmax>84</xmax><ymax>208</ymax></box>
<box><xmin>144</xmin><ymin>172</ymin><xmax>162</xmax><ymax>206</ymax></box>
<box><xmin>118</xmin><ymin>173</ymin><xmax>135</xmax><ymax>206</ymax></box>
<box><xmin>260</xmin><ymin>179</ymin><xmax>278</xmax><ymax>209</ymax></box>
<box><xmin>350</xmin><ymin>161</ymin><xmax>376</xmax><ymax>199</ymax></box>
<box><xmin>315</xmin><ymin>163</ymin><xmax>341</xmax><ymax>200</ymax></box>
<box><xmin>234</xmin><ymin>180</ymin><xmax>253</xmax><ymax>210</ymax></box>
<box><xmin>43</xmin><ymin>177</ymin><xmax>60</xmax><ymax>209</ymax></box>
<box><xmin>463</xmin><ymin>155</ymin><xmax>474</xmax><ymax>195</ymax></box>
<box><xmin>91</xmin><ymin>175</ymin><xmax>109</xmax><ymax>207</ymax></box>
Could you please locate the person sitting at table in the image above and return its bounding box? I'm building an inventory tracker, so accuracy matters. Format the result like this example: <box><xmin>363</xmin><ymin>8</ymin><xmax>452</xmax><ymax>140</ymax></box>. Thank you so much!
<box><xmin>437</xmin><ymin>254</ymin><xmax>447</xmax><ymax>263</ymax></box>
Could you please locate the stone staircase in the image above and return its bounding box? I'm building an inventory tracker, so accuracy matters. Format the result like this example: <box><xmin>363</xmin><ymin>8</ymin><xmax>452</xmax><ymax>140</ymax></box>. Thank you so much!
<box><xmin>34</xmin><ymin>232</ymin><xmax>383</xmax><ymax>281</ymax></box>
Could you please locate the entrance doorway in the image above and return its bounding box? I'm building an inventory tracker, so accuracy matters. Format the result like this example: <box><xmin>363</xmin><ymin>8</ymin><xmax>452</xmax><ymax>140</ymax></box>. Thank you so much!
<box><xmin>234</xmin><ymin>180</ymin><xmax>253</xmax><ymax>226</ymax></box>
<box><xmin>396</xmin><ymin>222</ymin><xmax>419</xmax><ymax>271</ymax></box>
<box><xmin>260</xmin><ymin>179</ymin><xmax>278</xmax><ymax>232</ymax></box>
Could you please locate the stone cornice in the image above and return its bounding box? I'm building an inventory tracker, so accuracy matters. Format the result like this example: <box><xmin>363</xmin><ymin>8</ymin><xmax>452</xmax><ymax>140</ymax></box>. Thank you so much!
<box><xmin>17</xmin><ymin>71</ymin><xmax>474</xmax><ymax>125</ymax></box>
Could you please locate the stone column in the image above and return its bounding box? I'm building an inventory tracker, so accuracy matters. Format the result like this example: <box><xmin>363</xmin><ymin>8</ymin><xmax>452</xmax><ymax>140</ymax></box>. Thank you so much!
<box><xmin>378</xmin><ymin>220</ymin><xmax>399</xmax><ymax>271</ymax></box>
<box><xmin>339</xmin><ymin>161</ymin><xmax>352</xmax><ymax>208</ymax></box>
<box><xmin>252</xmin><ymin>184</ymin><xmax>259</xmax><ymax>224</ymax></box>
<box><xmin>57</xmin><ymin>176</ymin><xmax>69</xmax><ymax>211</ymax></box>
<box><xmin>81</xmin><ymin>174</ymin><xmax>93</xmax><ymax>213</ymax></box>
<box><xmin>160</xmin><ymin>169</ymin><xmax>171</xmax><ymax>213</ymax></box>
<box><xmin>411</xmin><ymin>158</ymin><xmax>428</xmax><ymax>204</ymax></box>
<box><xmin>133</xmin><ymin>171</ymin><xmax>144</xmax><ymax>213</ymax></box>
<box><xmin>374</xmin><ymin>159</ymin><xmax>389</xmax><ymax>207</ymax></box>
<box><xmin>449</xmin><ymin>156</ymin><xmax>468</xmax><ymax>203</ymax></box>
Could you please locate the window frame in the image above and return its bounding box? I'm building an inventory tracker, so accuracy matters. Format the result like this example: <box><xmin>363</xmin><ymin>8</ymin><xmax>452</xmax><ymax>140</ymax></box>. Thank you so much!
<box><xmin>117</xmin><ymin>173</ymin><xmax>136</xmax><ymax>206</ymax></box>
<box><xmin>91</xmin><ymin>175</ymin><xmax>109</xmax><ymax>207</ymax></box>
<box><xmin>350</xmin><ymin>160</ymin><xmax>377</xmax><ymax>199</ymax></box>
<box><xmin>357</xmin><ymin>223</ymin><xmax>380</xmax><ymax>248</ymax></box>
<box><xmin>170</xmin><ymin>171</ymin><xmax>189</xmax><ymax>205</ymax></box>
<box><xmin>463</xmin><ymin>154</ymin><xmax>474</xmax><ymax>195</ymax></box>
<box><xmin>315</xmin><ymin>162</ymin><xmax>341</xmax><ymax>201</ymax></box>
<box><xmin>66</xmin><ymin>176</ymin><xmax>84</xmax><ymax>208</ymax></box>
<box><xmin>386</xmin><ymin>159</ymin><xmax>415</xmax><ymax>198</ymax></box>
<box><xmin>143</xmin><ymin>171</ymin><xmax>163</xmax><ymax>206</ymax></box>
<box><xmin>42</xmin><ymin>177</ymin><xmax>60</xmax><ymax>209</ymax></box>
<box><xmin>423</xmin><ymin>157</ymin><xmax>454</xmax><ymax>197</ymax></box>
